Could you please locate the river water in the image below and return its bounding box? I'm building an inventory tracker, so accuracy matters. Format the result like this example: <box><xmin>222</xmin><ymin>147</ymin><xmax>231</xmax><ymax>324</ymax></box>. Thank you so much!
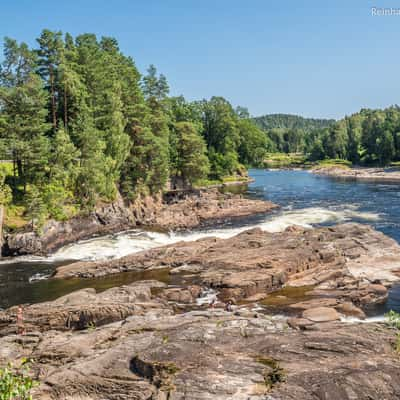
<box><xmin>1</xmin><ymin>169</ymin><xmax>400</xmax><ymax>312</ymax></box>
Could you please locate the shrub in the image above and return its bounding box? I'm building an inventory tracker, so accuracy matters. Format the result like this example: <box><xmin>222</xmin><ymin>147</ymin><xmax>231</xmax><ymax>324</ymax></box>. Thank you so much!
<box><xmin>385</xmin><ymin>310</ymin><xmax>400</xmax><ymax>330</ymax></box>
<box><xmin>0</xmin><ymin>359</ymin><xmax>38</xmax><ymax>400</ymax></box>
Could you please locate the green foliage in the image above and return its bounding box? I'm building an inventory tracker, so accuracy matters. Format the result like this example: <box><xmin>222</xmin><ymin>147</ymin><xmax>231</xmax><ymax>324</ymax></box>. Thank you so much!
<box><xmin>309</xmin><ymin>139</ymin><xmax>325</xmax><ymax>161</ymax></box>
<box><xmin>173</xmin><ymin>122</ymin><xmax>209</xmax><ymax>186</ymax></box>
<box><xmin>0</xmin><ymin>166</ymin><xmax>12</xmax><ymax>205</ymax></box>
<box><xmin>314</xmin><ymin>159</ymin><xmax>351</xmax><ymax>168</ymax></box>
<box><xmin>256</xmin><ymin>357</ymin><xmax>286</xmax><ymax>389</ymax></box>
<box><xmin>257</xmin><ymin>107</ymin><xmax>400</xmax><ymax>167</ymax></box>
<box><xmin>253</xmin><ymin>113</ymin><xmax>334</xmax><ymax>131</ymax></box>
<box><xmin>0</xmin><ymin>359</ymin><xmax>38</xmax><ymax>400</ymax></box>
<box><xmin>263</xmin><ymin>153</ymin><xmax>307</xmax><ymax>169</ymax></box>
<box><xmin>385</xmin><ymin>310</ymin><xmax>400</xmax><ymax>353</ymax></box>
<box><xmin>237</xmin><ymin>119</ymin><xmax>269</xmax><ymax>167</ymax></box>
<box><xmin>385</xmin><ymin>310</ymin><xmax>400</xmax><ymax>330</ymax></box>
<box><xmin>26</xmin><ymin>185</ymin><xmax>47</xmax><ymax>231</ymax></box>
<box><xmin>0</xmin><ymin>30</ymin><xmax>277</xmax><ymax>228</ymax></box>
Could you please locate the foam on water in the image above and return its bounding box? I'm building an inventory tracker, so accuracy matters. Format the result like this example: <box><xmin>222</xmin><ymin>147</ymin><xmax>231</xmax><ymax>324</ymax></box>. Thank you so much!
<box><xmin>28</xmin><ymin>272</ymin><xmax>51</xmax><ymax>283</ymax></box>
<box><xmin>196</xmin><ymin>288</ymin><xmax>218</xmax><ymax>306</ymax></box>
<box><xmin>3</xmin><ymin>204</ymin><xmax>381</xmax><ymax>265</ymax></box>
<box><xmin>340</xmin><ymin>315</ymin><xmax>386</xmax><ymax>323</ymax></box>
<box><xmin>259</xmin><ymin>206</ymin><xmax>381</xmax><ymax>232</ymax></box>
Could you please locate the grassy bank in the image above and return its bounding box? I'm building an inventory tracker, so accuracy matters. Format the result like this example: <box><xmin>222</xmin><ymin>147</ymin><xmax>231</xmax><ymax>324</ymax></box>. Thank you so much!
<box><xmin>193</xmin><ymin>175</ymin><xmax>251</xmax><ymax>189</ymax></box>
<box><xmin>263</xmin><ymin>153</ymin><xmax>352</xmax><ymax>170</ymax></box>
<box><xmin>263</xmin><ymin>153</ymin><xmax>307</xmax><ymax>169</ymax></box>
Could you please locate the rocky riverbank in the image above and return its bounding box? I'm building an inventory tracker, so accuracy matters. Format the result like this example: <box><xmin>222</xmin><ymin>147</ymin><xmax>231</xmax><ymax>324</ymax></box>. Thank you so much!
<box><xmin>313</xmin><ymin>165</ymin><xmax>400</xmax><ymax>182</ymax></box>
<box><xmin>1</xmin><ymin>222</ymin><xmax>400</xmax><ymax>398</ymax></box>
<box><xmin>54</xmin><ymin>223</ymin><xmax>400</xmax><ymax>318</ymax></box>
<box><xmin>1</xmin><ymin>279</ymin><xmax>400</xmax><ymax>399</ymax></box>
<box><xmin>2</xmin><ymin>188</ymin><xmax>277</xmax><ymax>256</ymax></box>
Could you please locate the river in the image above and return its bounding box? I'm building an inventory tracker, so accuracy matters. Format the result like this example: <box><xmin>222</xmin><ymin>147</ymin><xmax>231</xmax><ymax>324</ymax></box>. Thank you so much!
<box><xmin>1</xmin><ymin>169</ymin><xmax>400</xmax><ymax>312</ymax></box>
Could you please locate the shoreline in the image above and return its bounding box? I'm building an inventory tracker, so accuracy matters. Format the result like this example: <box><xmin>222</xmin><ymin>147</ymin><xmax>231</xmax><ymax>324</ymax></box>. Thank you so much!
<box><xmin>312</xmin><ymin>165</ymin><xmax>400</xmax><ymax>182</ymax></box>
<box><xmin>1</xmin><ymin>223</ymin><xmax>400</xmax><ymax>399</ymax></box>
<box><xmin>53</xmin><ymin>223</ymin><xmax>399</xmax><ymax>315</ymax></box>
<box><xmin>1</xmin><ymin>183</ymin><xmax>277</xmax><ymax>257</ymax></box>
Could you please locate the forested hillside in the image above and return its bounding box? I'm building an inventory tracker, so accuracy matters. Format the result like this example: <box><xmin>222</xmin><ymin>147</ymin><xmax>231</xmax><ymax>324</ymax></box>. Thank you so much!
<box><xmin>306</xmin><ymin>106</ymin><xmax>400</xmax><ymax>165</ymax></box>
<box><xmin>253</xmin><ymin>113</ymin><xmax>334</xmax><ymax>131</ymax></box>
<box><xmin>253</xmin><ymin>114</ymin><xmax>334</xmax><ymax>154</ymax></box>
<box><xmin>0</xmin><ymin>30</ymin><xmax>268</xmax><ymax>229</ymax></box>
<box><xmin>256</xmin><ymin>109</ymin><xmax>400</xmax><ymax>166</ymax></box>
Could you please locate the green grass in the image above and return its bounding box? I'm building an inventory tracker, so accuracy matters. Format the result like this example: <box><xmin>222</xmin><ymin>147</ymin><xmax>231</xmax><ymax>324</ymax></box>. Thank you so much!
<box><xmin>263</xmin><ymin>153</ymin><xmax>307</xmax><ymax>169</ymax></box>
<box><xmin>314</xmin><ymin>158</ymin><xmax>352</xmax><ymax>168</ymax></box>
<box><xmin>4</xmin><ymin>204</ymin><xmax>29</xmax><ymax>230</ymax></box>
<box><xmin>222</xmin><ymin>175</ymin><xmax>249</xmax><ymax>183</ymax></box>
<box><xmin>193</xmin><ymin>174</ymin><xmax>250</xmax><ymax>189</ymax></box>
<box><xmin>263</xmin><ymin>153</ymin><xmax>353</xmax><ymax>170</ymax></box>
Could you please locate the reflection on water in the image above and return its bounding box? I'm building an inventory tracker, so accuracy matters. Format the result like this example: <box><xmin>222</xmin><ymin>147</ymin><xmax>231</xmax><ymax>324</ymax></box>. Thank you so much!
<box><xmin>0</xmin><ymin>267</ymin><xmax>173</xmax><ymax>309</ymax></box>
<box><xmin>260</xmin><ymin>285</ymin><xmax>316</xmax><ymax>307</ymax></box>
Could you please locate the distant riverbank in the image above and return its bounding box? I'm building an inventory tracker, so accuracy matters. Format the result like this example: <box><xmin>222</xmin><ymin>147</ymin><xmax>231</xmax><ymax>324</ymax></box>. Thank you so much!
<box><xmin>313</xmin><ymin>165</ymin><xmax>400</xmax><ymax>183</ymax></box>
<box><xmin>263</xmin><ymin>153</ymin><xmax>352</xmax><ymax>170</ymax></box>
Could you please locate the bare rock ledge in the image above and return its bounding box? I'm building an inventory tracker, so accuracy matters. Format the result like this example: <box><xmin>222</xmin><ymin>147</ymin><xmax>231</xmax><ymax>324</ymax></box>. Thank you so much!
<box><xmin>55</xmin><ymin>223</ymin><xmax>400</xmax><ymax>313</ymax></box>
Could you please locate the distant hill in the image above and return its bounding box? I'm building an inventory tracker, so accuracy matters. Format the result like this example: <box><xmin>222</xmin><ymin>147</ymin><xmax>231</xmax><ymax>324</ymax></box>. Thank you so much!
<box><xmin>253</xmin><ymin>113</ymin><xmax>335</xmax><ymax>132</ymax></box>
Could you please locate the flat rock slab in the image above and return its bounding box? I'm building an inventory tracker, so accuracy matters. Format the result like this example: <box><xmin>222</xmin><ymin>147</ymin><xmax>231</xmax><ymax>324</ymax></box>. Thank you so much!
<box><xmin>0</xmin><ymin>280</ymin><xmax>170</xmax><ymax>335</ymax></box>
<box><xmin>302</xmin><ymin>306</ymin><xmax>341</xmax><ymax>322</ymax></box>
<box><xmin>4</xmin><ymin>311</ymin><xmax>398</xmax><ymax>400</ymax></box>
<box><xmin>54</xmin><ymin>223</ymin><xmax>400</xmax><ymax>312</ymax></box>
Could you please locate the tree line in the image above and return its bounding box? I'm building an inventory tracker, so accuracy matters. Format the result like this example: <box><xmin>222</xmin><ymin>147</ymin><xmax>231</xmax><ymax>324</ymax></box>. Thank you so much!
<box><xmin>307</xmin><ymin>106</ymin><xmax>400</xmax><ymax>165</ymax></box>
<box><xmin>0</xmin><ymin>30</ymin><xmax>268</xmax><ymax>228</ymax></box>
<box><xmin>256</xmin><ymin>108</ymin><xmax>400</xmax><ymax>165</ymax></box>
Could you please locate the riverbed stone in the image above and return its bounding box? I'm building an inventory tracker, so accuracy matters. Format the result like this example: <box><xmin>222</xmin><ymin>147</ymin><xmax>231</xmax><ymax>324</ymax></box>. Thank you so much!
<box><xmin>54</xmin><ymin>223</ymin><xmax>400</xmax><ymax>313</ymax></box>
<box><xmin>302</xmin><ymin>307</ymin><xmax>341</xmax><ymax>322</ymax></box>
<box><xmin>9</xmin><ymin>310</ymin><xmax>400</xmax><ymax>400</ymax></box>
<box><xmin>0</xmin><ymin>280</ymin><xmax>170</xmax><ymax>335</ymax></box>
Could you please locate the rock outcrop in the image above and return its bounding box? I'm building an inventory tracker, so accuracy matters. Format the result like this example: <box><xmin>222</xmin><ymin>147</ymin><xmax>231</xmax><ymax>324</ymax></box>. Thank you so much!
<box><xmin>2</xmin><ymin>222</ymin><xmax>400</xmax><ymax>399</ymax></box>
<box><xmin>1</xmin><ymin>304</ymin><xmax>400</xmax><ymax>400</ymax></box>
<box><xmin>313</xmin><ymin>165</ymin><xmax>400</xmax><ymax>182</ymax></box>
<box><xmin>3</xmin><ymin>188</ymin><xmax>277</xmax><ymax>256</ymax></box>
<box><xmin>54</xmin><ymin>223</ymin><xmax>400</xmax><ymax>313</ymax></box>
<box><xmin>0</xmin><ymin>280</ymin><xmax>170</xmax><ymax>336</ymax></box>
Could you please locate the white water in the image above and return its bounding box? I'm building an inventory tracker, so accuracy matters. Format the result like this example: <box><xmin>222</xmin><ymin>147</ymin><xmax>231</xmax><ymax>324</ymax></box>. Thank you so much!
<box><xmin>28</xmin><ymin>272</ymin><xmax>51</xmax><ymax>283</ymax></box>
<box><xmin>196</xmin><ymin>288</ymin><xmax>218</xmax><ymax>306</ymax></box>
<box><xmin>340</xmin><ymin>315</ymin><xmax>386</xmax><ymax>323</ymax></box>
<box><xmin>0</xmin><ymin>204</ymin><xmax>381</xmax><ymax>265</ymax></box>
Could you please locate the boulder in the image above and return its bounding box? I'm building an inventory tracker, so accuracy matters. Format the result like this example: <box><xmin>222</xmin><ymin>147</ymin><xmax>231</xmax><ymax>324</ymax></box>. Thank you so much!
<box><xmin>302</xmin><ymin>307</ymin><xmax>341</xmax><ymax>322</ymax></box>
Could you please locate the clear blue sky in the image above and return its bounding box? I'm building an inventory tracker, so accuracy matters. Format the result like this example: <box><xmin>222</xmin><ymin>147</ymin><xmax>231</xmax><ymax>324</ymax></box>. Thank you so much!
<box><xmin>1</xmin><ymin>0</ymin><xmax>399</xmax><ymax>119</ymax></box>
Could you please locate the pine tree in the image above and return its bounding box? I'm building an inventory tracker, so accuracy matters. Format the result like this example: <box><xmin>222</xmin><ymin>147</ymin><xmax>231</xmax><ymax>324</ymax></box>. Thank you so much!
<box><xmin>0</xmin><ymin>39</ymin><xmax>50</xmax><ymax>194</ymax></box>
<box><xmin>36</xmin><ymin>30</ymin><xmax>64</xmax><ymax>133</ymax></box>
<box><xmin>174</xmin><ymin>122</ymin><xmax>209</xmax><ymax>186</ymax></box>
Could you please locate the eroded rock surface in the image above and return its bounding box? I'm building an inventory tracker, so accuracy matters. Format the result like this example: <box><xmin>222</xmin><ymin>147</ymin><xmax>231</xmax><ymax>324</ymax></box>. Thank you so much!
<box><xmin>1</xmin><ymin>307</ymin><xmax>400</xmax><ymax>400</ymax></box>
<box><xmin>55</xmin><ymin>223</ymin><xmax>400</xmax><ymax>313</ymax></box>
<box><xmin>3</xmin><ymin>222</ymin><xmax>400</xmax><ymax>399</ymax></box>
<box><xmin>0</xmin><ymin>280</ymin><xmax>170</xmax><ymax>335</ymax></box>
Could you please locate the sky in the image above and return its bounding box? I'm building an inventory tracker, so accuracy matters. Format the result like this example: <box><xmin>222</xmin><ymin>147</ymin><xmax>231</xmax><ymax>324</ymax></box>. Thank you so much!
<box><xmin>1</xmin><ymin>0</ymin><xmax>399</xmax><ymax>119</ymax></box>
